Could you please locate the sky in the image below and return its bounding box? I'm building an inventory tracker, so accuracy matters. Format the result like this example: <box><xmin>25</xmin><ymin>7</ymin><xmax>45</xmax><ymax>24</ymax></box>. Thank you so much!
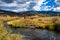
<box><xmin>0</xmin><ymin>0</ymin><xmax>60</xmax><ymax>12</ymax></box>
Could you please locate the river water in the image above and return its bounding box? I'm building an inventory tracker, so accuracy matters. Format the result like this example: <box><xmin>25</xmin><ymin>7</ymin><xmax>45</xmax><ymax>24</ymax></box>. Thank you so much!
<box><xmin>3</xmin><ymin>22</ymin><xmax>60</xmax><ymax>40</ymax></box>
<box><xmin>7</xmin><ymin>28</ymin><xmax>60</xmax><ymax>40</ymax></box>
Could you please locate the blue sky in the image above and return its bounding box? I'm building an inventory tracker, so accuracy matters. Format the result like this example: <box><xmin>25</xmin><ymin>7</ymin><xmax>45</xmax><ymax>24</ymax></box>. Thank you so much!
<box><xmin>0</xmin><ymin>0</ymin><xmax>60</xmax><ymax>12</ymax></box>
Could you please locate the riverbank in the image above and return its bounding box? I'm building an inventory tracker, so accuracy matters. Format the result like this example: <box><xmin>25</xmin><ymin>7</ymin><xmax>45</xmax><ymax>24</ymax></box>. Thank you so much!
<box><xmin>0</xmin><ymin>12</ymin><xmax>60</xmax><ymax>40</ymax></box>
<box><xmin>7</xmin><ymin>15</ymin><xmax>60</xmax><ymax>32</ymax></box>
<box><xmin>0</xmin><ymin>15</ymin><xmax>22</xmax><ymax>40</ymax></box>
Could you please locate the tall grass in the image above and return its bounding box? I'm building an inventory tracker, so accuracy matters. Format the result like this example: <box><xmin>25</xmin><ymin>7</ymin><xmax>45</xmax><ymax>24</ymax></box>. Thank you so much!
<box><xmin>0</xmin><ymin>14</ymin><xmax>22</xmax><ymax>40</ymax></box>
<box><xmin>7</xmin><ymin>16</ymin><xmax>60</xmax><ymax>31</ymax></box>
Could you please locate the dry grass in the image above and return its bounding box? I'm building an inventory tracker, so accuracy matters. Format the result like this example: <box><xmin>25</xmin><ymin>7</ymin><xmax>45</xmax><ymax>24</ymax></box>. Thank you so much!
<box><xmin>0</xmin><ymin>14</ymin><xmax>60</xmax><ymax>40</ymax></box>
<box><xmin>0</xmin><ymin>14</ymin><xmax>22</xmax><ymax>40</ymax></box>
<box><xmin>0</xmin><ymin>16</ymin><xmax>19</xmax><ymax>21</ymax></box>
<box><xmin>7</xmin><ymin>15</ymin><xmax>60</xmax><ymax>30</ymax></box>
<box><xmin>3</xmin><ymin>34</ymin><xmax>22</xmax><ymax>40</ymax></box>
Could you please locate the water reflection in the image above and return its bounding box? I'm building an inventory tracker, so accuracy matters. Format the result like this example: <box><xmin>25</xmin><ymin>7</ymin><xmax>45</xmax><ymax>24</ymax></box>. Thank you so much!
<box><xmin>10</xmin><ymin>28</ymin><xmax>60</xmax><ymax>40</ymax></box>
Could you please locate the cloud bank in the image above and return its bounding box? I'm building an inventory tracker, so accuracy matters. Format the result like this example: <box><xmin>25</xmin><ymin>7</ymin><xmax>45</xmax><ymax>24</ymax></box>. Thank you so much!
<box><xmin>0</xmin><ymin>0</ymin><xmax>60</xmax><ymax>12</ymax></box>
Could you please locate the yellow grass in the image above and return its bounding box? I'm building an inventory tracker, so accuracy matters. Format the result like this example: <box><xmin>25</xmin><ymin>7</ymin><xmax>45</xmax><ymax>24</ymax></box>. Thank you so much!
<box><xmin>7</xmin><ymin>15</ymin><xmax>60</xmax><ymax>30</ymax></box>
<box><xmin>0</xmin><ymin>14</ymin><xmax>60</xmax><ymax>40</ymax></box>
<box><xmin>0</xmin><ymin>14</ymin><xmax>22</xmax><ymax>40</ymax></box>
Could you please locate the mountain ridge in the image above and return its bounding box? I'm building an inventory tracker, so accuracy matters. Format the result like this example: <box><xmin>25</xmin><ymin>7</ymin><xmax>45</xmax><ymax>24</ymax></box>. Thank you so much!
<box><xmin>0</xmin><ymin>10</ymin><xmax>60</xmax><ymax>15</ymax></box>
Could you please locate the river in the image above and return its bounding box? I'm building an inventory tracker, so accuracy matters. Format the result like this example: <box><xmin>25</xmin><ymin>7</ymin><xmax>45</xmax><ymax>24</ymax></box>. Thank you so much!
<box><xmin>3</xmin><ymin>22</ymin><xmax>60</xmax><ymax>40</ymax></box>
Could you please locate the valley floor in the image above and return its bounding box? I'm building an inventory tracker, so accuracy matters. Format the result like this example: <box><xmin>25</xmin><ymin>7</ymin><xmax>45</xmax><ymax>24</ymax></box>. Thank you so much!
<box><xmin>0</xmin><ymin>13</ymin><xmax>60</xmax><ymax>40</ymax></box>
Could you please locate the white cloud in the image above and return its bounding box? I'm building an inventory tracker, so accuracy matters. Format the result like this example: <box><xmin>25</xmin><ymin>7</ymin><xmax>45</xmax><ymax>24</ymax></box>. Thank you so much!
<box><xmin>53</xmin><ymin>0</ymin><xmax>60</xmax><ymax>12</ymax></box>
<box><xmin>0</xmin><ymin>1</ymin><xmax>17</xmax><ymax>7</ymax></box>
<box><xmin>0</xmin><ymin>0</ymin><xmax>31</xmax><ymax>12</ymax></box>
<box><xmin>0</xmin><ymin>0</ymin><xmax>46</xmax><ymax>12</ymax></box>
<box><xmin>33</xmin><ymin>0</ymin><xmax>46</xmax><ymax>11</ymax></box>
<box><xmin>0</xmin><ymin>0</ymin><xmax>60</xmax><ymax>12</ymax></box>
<box><xmin>53</xmin><ymin>7</ymin><xmax>60</xmax><ymax>12</ymax></box>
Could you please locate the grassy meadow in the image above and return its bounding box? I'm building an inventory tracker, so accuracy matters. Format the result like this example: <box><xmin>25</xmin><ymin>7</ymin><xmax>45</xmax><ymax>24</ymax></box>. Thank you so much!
<box><xmin>7</xmin><ymin>15</ymin><xmax>60</xmax><ymax>31</ymax></box>
<box><xmin>0</xmin><ymin>12</ymin><xmax>60</xmax><ymax>40</ymax></box>
<box><xmin>0</xmin><ymin>13</ymin><xmax>22</xmax><ymax>40</ymax></box>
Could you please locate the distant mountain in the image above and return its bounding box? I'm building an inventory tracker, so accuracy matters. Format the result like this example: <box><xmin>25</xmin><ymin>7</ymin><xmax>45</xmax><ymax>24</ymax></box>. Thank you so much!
<box><xmin>0</xmin><ymin>10</ymin><xmax>60</xmax><ymax>16</ymax></box>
